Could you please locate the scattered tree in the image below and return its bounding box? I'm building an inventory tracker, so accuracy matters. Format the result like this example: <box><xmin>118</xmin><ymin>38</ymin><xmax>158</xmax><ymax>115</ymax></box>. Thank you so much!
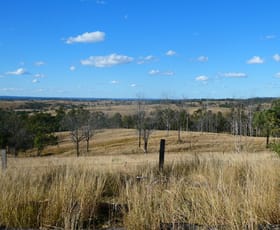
<box><xmin>64</xmin><ymin>108</ymin><xmax>88</xmax><ymax>156</ymax></box>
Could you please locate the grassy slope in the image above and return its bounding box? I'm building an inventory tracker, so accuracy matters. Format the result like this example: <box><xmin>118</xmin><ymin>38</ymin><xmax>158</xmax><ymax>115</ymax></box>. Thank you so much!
<box><xmin>1</xmin><ymin>130</ymin><xmax>279</xmax><ymax>229</ymax></box>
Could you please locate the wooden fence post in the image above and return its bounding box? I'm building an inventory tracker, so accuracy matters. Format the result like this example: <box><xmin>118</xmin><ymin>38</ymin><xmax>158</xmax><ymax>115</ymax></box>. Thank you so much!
<box><xmin>1</xmin><ymin>149</ymin><xmax>7</xmax><ymax>171</ymax></box>
<box><xmin>159</xmin><ymin>139</ymin><xmax>165</xmax><ymax>171</ymax></box>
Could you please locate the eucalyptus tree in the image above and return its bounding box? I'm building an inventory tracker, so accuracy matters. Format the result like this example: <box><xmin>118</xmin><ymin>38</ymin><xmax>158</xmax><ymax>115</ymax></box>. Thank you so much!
<box><xmin>253</xmin><ymin>109</ymin><xmax>275</xmax><ymax>147</ymax></box>
<box><xmin>253</xmin><ymin>99</ymin><xmax>280</xmax><ymax>148</ymax></box>
<box><xmin>29</xmin><ymin>112</ymin><xmax>58</xmax><ymax>156</ymax></box>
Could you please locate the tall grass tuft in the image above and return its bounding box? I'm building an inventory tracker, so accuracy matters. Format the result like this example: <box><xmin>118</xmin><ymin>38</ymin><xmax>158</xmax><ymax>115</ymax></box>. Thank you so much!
<box><xmin>0</xmin><ymin>153</ymin><xmax>280</xmax><ymax>229</ymax></box>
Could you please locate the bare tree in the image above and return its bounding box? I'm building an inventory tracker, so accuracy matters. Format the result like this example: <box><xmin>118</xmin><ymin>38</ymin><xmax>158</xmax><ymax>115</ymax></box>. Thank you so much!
<box><xmin>174</xmin><ymin>100</ymin><xmax>188</xmax><ymax>143</ymax></box>
<box><xmin>64</xmin><ymin>108</ymin><xmax>88</xmax><ymax>157</ymax></box>
<box><xmin>161</xmin><ymin>107</ymin><xmax>173</xmax><ymax>136</ymax></box>
<box><xmin>230</xmin><ymin>104</ymin><xmax>244</xmax><ymax>153</ymax></box>
<box><xmin>83</xmin><ymin>111</ymin><xmax>101</xmax><ymax>153</ymax></box>
<box><xmin>84</xmin><ymin>110</ymin><xmax>93</xmax><ymax>153</ymax></box>
<box><xmin>136</xmin><ymin>98</ymin><xmax>145</xmax><ymax>148</ymax></box>
<box><xmin>142</xmin><ymin>116</ymin><xmax>154</xmax><ymax>153</ymax></box>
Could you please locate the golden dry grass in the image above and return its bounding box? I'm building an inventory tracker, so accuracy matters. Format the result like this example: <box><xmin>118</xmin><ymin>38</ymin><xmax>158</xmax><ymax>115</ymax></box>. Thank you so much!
<box><xmin>36</xmin><ymin>128</ymin><xmax>268</xmax><ymax>157</ymax></box>
<box><xmin>1</xmin><ymin>129</ymin><xmax>279</xmax><ymax>229</ymax></box>
<box><xmin>1</xmin><ymin>151</ymin><xmax>280</xmax><ymax>229</ymax></box>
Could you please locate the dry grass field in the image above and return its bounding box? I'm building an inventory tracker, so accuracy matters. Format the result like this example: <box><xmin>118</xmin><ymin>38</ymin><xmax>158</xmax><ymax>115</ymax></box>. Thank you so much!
<box><xmin>32</xmin><ymin>128</ymin><xmax>268</xmax><ymax>157</ymax></box>
<box><xmin>0</xmin><ymin>98</ymin><xmax>231</xmax><ymax>117</ymax></box>
<box><xmin>1</xmin><ymin>129</ymin><xmax>280</xmax><ymax>229</ymax></box>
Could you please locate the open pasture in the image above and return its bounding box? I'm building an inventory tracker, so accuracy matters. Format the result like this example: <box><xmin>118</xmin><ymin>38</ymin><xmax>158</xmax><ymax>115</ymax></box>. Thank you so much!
<box><xmin>1</xmin><ymin>130</ymin><xmax>280</xmax><ymax>229</ymax></box>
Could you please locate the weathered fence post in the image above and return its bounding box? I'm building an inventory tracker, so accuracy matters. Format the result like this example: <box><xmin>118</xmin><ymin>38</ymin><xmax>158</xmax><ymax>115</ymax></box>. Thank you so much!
<box><xmin>159</xmin><ymin>139</ymin><xmax>165</xmax><ymax>171</ymax></box>
<box><xmin>1</xmin><ymin>149</ymin><xmax>7</xmax><ymax>171</ymax></box>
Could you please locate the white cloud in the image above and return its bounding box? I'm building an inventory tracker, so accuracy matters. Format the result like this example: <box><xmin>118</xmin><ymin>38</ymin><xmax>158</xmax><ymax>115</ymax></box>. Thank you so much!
<box><xmin>197</xmin><ymin>56</ymin><xmax>208</xmax><ymax>62</ymax></box>
<box><xmin>34</xmin><ymin>61</ymin><xmax>45</xmax><ymax>66</ymax></box>
<box><xmin>264</xmin><ymin>35</ymin><xmax>276</xmax><ymax>40</ymax></box>
<box><xmin>34</xmin><ymin>73</ymin><xmax>45</xmax><ymax>78</ymax></box>
<box><xmin>166</xmin><ymin>50</ymin><xmax>176</xmax><ymax>56</ymax></box>
<box><xmin>96</xmin><ymin>0</ymin><xmax>106</xmax><ymax>4</ymax></box>
<box><xmin>130</xmin><ymin>84</ymin><xmax>137</xmax><ymax>87</ymax></box>
<box><xmin>110</xmin><ymin>80</ymin><xmax>119</xmax><ymax>84</ymax></box>
<box><xmin>0</xmin><ymin>88</ymin><xmax>22</xmax><ymax>92</ymax></box>
<box><xmin>137</xmin><ymin>55</ymin><xmax>155</xmax><ymax>64</ymax></box>
<box><xmin>275</xmin><ymin>72</ymin><xmax>280</xmax><ymax>78</ymax></box>
<box><xmin>195</xmin><ymin>75</ymin><xmax>208</xmax><ymax>81</ymax></box>
<box><xmin>221</xmin><ymin>72</ymin><xmax>247</xmax><ymax>78</ymax></box>
<box><xmin>149</xmin><ymin>69</ymin><xmax>160</xmax><ymax>75</ymax></box>
<box><xmin>69</xmin><ymin>65</ymin><xmax>76</xmax><ymax>71</ymax></box>
<box><xmin>66</xmin><ymin>31</ymin><xmax>105</xmax><ymax>44</ymax></box>
<box><xmin>148</xmin><ymin>69</ymin><xmax>174</xmax><ymax>76</ymax></box>
<box><xmin>273</xmin><ymin>54</ymin><xmax>280</xmax><ymax>62</ymax></box>
<box><xmin>6</xmin><ymin>68</ymin><xmax>29</xmax><ymax>75</ymax></box>
<box><xmin>32</xmin><ymin>79</ymin><xmax>40</xmax><ymax>83</ymax></box>
<box><xmin>247</xmin><ymin>56</ymin><xmax>264</xmax><ymax>64</ymax></box>
<box><xmin>81</xmin><ymin>53</ymin><xmax>133</xmax><ymax>67</ymax></box>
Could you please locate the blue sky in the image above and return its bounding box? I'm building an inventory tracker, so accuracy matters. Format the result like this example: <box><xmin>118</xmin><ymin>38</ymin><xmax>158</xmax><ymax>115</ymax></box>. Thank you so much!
<box><xmin>1</xmin><ymin>0</ymin><xmax>280</xmax><ymax>99</ymax></box>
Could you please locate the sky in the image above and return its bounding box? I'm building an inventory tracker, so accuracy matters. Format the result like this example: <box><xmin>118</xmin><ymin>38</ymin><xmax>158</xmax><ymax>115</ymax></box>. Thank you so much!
<box><xmin>1</xmin><ymin>0</ymin><xmax>280</xmax><ymax>99</ymax></box>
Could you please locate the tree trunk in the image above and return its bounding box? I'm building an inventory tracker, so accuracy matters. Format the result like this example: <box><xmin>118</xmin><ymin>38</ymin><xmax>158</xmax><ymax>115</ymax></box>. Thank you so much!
<box><xmin>144</xmin><ymin>140</ymin><xmax>148</xmax><ymax>153</ymax></box>
<box><xmin>138</xmin><ymin>129</ymin><xmax>141</xmax><ymax>148</ymax></box>
<box><xmin>86</xmin><ymin>139</ymin><xmax>89</xmax><ymax>152</ymax></box>
<box><xmin>76</xmin><ymin>141</ymin><xmax>80</xmax><ymax>157</ymax></box>
<box><xmin>266</xmin><ymin>130</ymin><xmax>270</xmax><ymax>148</ymax></box>
<box><xmin>177</xmin><ymin>127</ymin><xmax>181</xmax><ymax>143</ymax></box>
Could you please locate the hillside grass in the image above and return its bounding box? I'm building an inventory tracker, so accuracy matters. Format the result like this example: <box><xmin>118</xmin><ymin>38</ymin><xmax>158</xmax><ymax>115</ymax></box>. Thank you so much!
<box><xmin>1</xmin><ymin>129</ymin><xmax>279</xmax><ymax>229</ymax></box>
<box><xmin>26</xmin><ymin>128</ymin><xmax>268</xmax><ymax>157</ymax></box>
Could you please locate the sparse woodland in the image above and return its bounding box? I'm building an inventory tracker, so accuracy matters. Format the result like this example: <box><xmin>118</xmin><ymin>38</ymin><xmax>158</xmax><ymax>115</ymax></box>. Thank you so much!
<box><xmin>0</xmin><ymin>98</ymin><xmax>280</xmax><ymax>229</ymax></box>
<box><xmin>1</xmin><ymin>98</ymin><xmax>280</xmax><ymax>156</ymax></box>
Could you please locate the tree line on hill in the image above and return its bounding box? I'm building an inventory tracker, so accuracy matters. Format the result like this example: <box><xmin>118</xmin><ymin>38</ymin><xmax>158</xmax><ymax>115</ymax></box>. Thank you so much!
<box><xmin>1</xmin><ymin>99</ymin><xmax>280</xmax><ymax>156</ymax></box>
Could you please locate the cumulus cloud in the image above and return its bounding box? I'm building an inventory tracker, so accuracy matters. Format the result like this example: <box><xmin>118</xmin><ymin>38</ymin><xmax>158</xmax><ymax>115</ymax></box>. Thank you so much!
<box><xmin>275</xmin><ymin>72</ymin><xmax>280</xmax><ymax>78</ymax></box>
<box><xmin>6</xmin><ymin>68</ymin><xmax>29</xmax><ymax>75</ymax></box>
<box><xmin>66</xmin><ymin>31</ymin><xmax>105</xmax><ymax>44</ymax></box>
<box><xmin>273</xmin><ymin>54</ymin><xmax>280</xmax><ymax>62</ymax></box>
<box><xmin>148</xmin><ymin>69</ymin><xmax>174</xmax><ymax>76</ymax></box>
<box><xmin>69</xmin><ymin>65</ymin><xmax>76</xmax><ymax>71</ymax></box>
<box><xmin>197</xmin><ymin>56</ymin><xmax>208</xmax><ymax>62</ymax></box>
<box><xmin>195</xmin><ymin>75</ymin><xmax>208</xmax><ymax>81</ymax></box>
<box><xmin>220</xmin><ymin>72</ymin><xmax>247</xmax><ymax>78</ymax></box>
<box><xmin>81</xmin><ymin>53</ymin><xmax>133</xmax><ymax>67</ymax></box>
<box><xmin>130</xmin><ymin>84</ymin><xmax>137</xmax><ymax>87</ymax></box>
<box><xmin>110</xmin><ymin>80</ymin><xmax>119</xmax><ymax>84</ymax></box>
<box><xmin>34</xmin><ymin>61</ymin><xmax>45</xmax><ymax>66</ymax></box>
<box><xmin>165</xmin><ymin>50</ymin><xmax>176</xmax><ymax>56</ymax></box>
<box><xmin>247</xmin><ymin>56</ymin><xmax>264</xmax><ymax>64</ymax></box>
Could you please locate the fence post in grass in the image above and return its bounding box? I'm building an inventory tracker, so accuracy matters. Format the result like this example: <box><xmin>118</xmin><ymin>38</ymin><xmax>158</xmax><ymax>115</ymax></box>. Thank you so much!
<box><xmin>159</xmin><ymin>139</ymin><xmax>165</xmax><ymax>171</ymax></box>
<box><xmin>1</xmin><ymin>149</ymin><xmax>7</xmax><ymax>171</ymax></box>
